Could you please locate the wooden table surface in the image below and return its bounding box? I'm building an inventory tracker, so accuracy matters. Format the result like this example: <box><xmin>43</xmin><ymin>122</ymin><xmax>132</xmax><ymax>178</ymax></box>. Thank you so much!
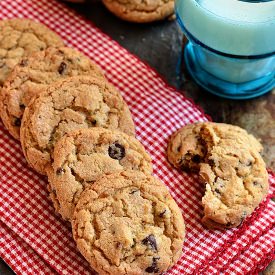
<box><xmin>1</xmin><ymin>1</ymin><xmax>274</xmax><ymax>274</ymax></box>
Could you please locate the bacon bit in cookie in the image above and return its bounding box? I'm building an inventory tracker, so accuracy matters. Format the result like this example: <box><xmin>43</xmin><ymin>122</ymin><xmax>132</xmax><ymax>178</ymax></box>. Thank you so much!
<box><xmin>56</xmin><ymin>167</ymin><xmax>65</xmax><ymax>175</ymax></box>
<box><xmin>142</xmin><ymin>234</ymin><xmax>157</xmax><ymax>251</ymax></box>
<box><xmin>108</xmin><ymin>143</ymin><xmax>125</xmax><ymax>160</ymax></box>
<box><xmin>58</xmin><ymin>62</ymin><xmax>67</xmax><ymax>75</ymax></box>
<box><xmin>14</xmin><ymin>118</ymin><xmax>21</xmax><ymax>126</ymax></box>
<box><xmin>145</xmin><ymin>257</ymin><xmax>160</xmax><ymax>273</ymax></box>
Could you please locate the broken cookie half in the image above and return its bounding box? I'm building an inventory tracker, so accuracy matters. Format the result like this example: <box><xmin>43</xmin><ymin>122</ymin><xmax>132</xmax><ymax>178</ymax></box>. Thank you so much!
<box><xmin>167</xmin><ymin>122</ymin><xmax>269</xmax><ymax>229</ymax></box>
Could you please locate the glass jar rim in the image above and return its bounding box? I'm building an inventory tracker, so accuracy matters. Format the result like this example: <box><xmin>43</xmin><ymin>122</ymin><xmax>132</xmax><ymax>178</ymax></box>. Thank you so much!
<box><xmin>178</xmin><ymin>15</ymin><xmax>275</xmax><ymax>59</ymax></box>
<box><xmin>175</xmin><ymin>0</ymin><xmax>275</xmax><ymax>55</ymax></box>
<box><xmin>190</xmin><ymin>0</ymin><xmax>275</xmax><ymax>24</ymax></box>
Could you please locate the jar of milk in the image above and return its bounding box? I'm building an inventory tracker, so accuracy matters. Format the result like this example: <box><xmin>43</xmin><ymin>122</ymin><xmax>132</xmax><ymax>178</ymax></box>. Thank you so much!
<box><xmin>176</xmin><ymin>0</ymin><xmax>275</xmax><ymax>99</ymax></box>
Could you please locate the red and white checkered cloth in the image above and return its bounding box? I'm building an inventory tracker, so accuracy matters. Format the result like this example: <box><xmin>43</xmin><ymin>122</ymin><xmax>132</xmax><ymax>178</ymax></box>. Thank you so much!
<box><xmin>0</xmin><ymin>0</ymin><xmax>274</xmax><ymax>274</ymax></box>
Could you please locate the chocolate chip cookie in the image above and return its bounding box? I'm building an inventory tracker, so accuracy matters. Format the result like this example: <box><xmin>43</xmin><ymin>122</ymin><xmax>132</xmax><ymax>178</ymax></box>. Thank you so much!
<box><xmin>72</xmin><ymin>170</ymin><xmax>185</xmax><ymax>275</ymax></box>
<box><xmin>20</xmin><ymin>76</ymin><xmax>135</xmax><ymax>175</ymax></box>
<box><xmin>168</xmin><ymin>122</ymin><xmax>269</xmax><ymax>229</ymax></box>
<box><xmin>47</xmin><ymin>127</ymin><xmax>153</xmax><ymax>221</ymax></box>
<box><xmin>0</xmin><ymin>47</ymin><xmax>105</xmax><ymax>140</ymax></box>
<box><xmin>102</xmin><ymin>0</ymin><xmax>175</xmax><ymax>23</ymax></box>
<box><xmin>0</xmin><ymin>19</ymin><xmax>64</xmax><ymax>86</ymax></box>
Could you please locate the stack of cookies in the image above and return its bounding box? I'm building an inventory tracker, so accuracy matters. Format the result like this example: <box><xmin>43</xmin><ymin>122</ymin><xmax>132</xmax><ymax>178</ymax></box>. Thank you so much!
<box><xmin>167</xmin><ymin>122</ymin><xmax>269</xmax><ymax>229</ymax></box>
<box><xmin>0</xmin><ymin>18</ymin><xmax>185</xmax><ymax>274</ymax></box>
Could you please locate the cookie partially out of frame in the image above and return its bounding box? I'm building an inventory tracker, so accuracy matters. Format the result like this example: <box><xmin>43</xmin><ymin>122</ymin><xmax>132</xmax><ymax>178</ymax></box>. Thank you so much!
<box><xmin>102</xmin><ymin>0</ymin><xmax>175</xmax><ymax>23</ymax></box>
<box><xmin>47</xmin><ymin>127</ymin><xmax>153</xmax><ymax>221</ymax></box>
<box><xmin>167</xmin><ymin>122</ymin><xmax>269</xmax><ymax>229</ymax></box>
<box><xmin>0</xmin><ymin>47</ymin><xmax>105</xmax><ymax>140</ymax></box>
<box><xmin>72</xmin><ymin>170</ymin><xmax>185</xmax><ymax>275</ymax></box>
<box><xmin>0</xmin><ymin>18</ymin><xmax>64</xmax><ymax>86</ymax></box>
<box><xmin>20</xmin><ymin>76</ymin><xmax>135</xmax><ymax>175</ymax></box>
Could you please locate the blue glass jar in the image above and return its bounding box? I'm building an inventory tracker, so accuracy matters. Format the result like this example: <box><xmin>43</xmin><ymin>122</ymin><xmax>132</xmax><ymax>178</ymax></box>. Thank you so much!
<box><xmin>175</xmin><ymin>0</ymin><xmax>275</xmax><ymax>99</ymax></box>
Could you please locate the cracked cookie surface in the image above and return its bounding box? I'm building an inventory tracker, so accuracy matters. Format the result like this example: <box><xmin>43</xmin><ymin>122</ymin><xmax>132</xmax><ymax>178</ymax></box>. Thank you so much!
<box><xmin>102</xmin><ymin>0</ymin><xmax>174</xmax><ymax>23</ymax></box>
<box><xmin>20</xmin><ymin>76</ymin><xmax>135</xmax><ymax>175</ymax></box>
<box><xmin>72</xmin><ymin>170</ymin><xmax>185</xmax><ymax>275</ymax></box>
<box><xmin>0</xmin><ymin>18</ymin><xmax>64</xmax><ymax>86</ymax></box>
<box><xmin>0</xmin><ymin>47</ymin><xmax>105</xmax><ymax>140</ymax></box>
<box><xmin>47</xmin><ymin>127</ymin><xmax>153</xmax><ymax>221</ymax></box>
<box><xmin>168</xmin><ymin>122</ymin><xmax>269</xmax><ymax>229</ymax></box>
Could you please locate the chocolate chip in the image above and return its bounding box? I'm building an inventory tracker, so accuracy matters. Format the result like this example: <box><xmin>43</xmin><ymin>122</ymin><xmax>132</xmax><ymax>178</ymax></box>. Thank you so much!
<box><xmin>108</xmin><ymin>143</ymin><xmax>125</xmax><ymax>160</ymax></box>
<box><xmin>159</xmin><ymin>209</ymin><xmax>166</xmax><ymax>218</ymax></box>
<box><xmin>91</xmin><ymin>119</ymin><xmax>97</xmax><ymax>126</ymax></box>
<box><xmin>208</xmin><ymin>159</ymin><xmax>215</xmax><ymax>167</ymax></box>
<box><xmin>246</xmin><ymin>161</ymin><xmax>252</xmax><ymax>166</ymax></box>
<box><xmin>142</xmin><ymin>234</ymin><xmax>157</xmax><ymax>251</ymax></box>
<box><xmin>130</xmin><ymin>189</ymin><xmax>139</xmax><ymax>194</ymax></box>
<box><xmin>226</xmin><ymin>222</ymin><xmax>233</xmax><ymax>227</ymax></box>
<box><xmin>58</xmin><ymin>62</ymin><xmax>67</xmax><ymax>75</ymax></box>
<box><xmin>192</xmin><ymin>154</ymin><xmax>201</xmax><ymax>163</ymax></box>
<box><xmin>14</xmin><ymin>118</ymin><xmax>21</xmax><ymax>126</ymax></box>
<box><xmin>145</xmin><ymin>257</ymin><xmax>160</xmax><ymax>273</ymax></box>
<box><xmin>215</xmin><ymin>188</ymin><xmax>221</xmax><ymax>194</ymax></box>
<box><xmin>19</xmin><ymin>59</ymin><xmax>28</xmax><ymax>67</ymax></box>
<box><xmin>19</xmin><ymin>104</ymin><xmax>25</xmax><ymax>110</ymax></box>
<box><xmin>56</xmin><ymin>167</ymin><xmax>65</xmax><ymax>175</ymax></box>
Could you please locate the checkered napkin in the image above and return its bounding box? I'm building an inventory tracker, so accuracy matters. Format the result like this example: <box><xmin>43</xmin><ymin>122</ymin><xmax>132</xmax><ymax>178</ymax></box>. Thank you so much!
<box><xmin>0</xmin><ymin>1</ymin><xmax>274</xmax><ymax>274</ymax></box>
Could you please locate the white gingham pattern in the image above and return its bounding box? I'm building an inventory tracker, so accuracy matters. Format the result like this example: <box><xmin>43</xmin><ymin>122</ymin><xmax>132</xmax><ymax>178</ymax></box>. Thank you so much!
<box><xmin>0</xmin><ymin>1</ymin><xmax>274</xmax><ymax>274</ymax></box>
